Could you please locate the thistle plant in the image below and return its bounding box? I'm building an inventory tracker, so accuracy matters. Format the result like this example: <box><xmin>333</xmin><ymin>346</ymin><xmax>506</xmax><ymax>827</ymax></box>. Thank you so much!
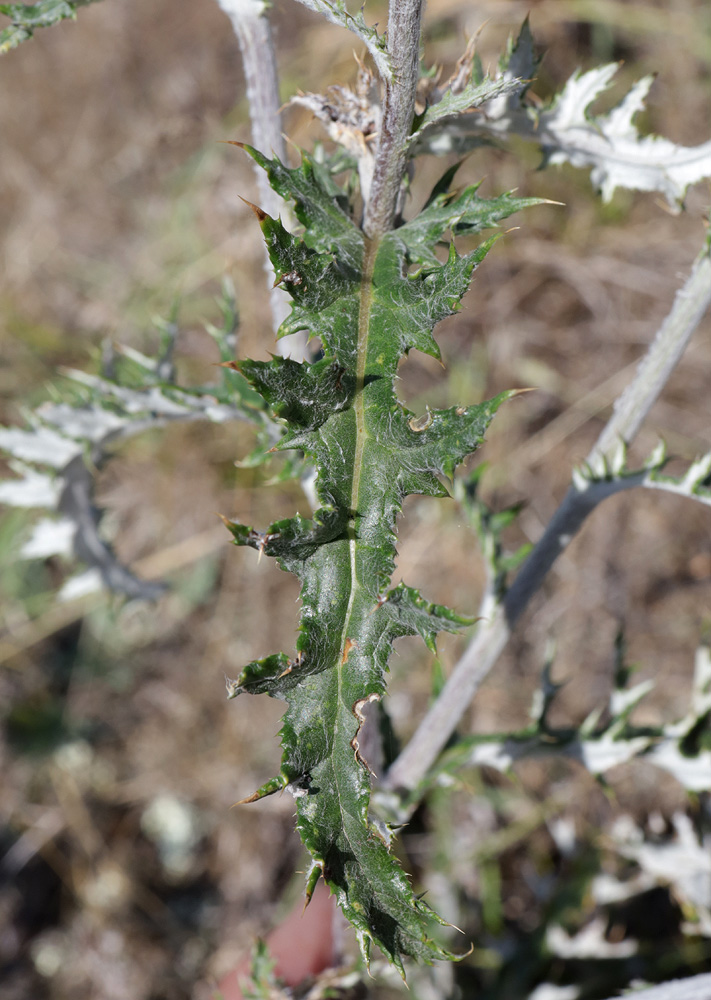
<box><xmin>3</xmin><ymin>1</ymin><xmax>711</xmax><ymax>995</ymax></box>
<box><xmin>220</xmin><ymin>140</ymin><xmax>541</xmax><ymax>968</ymax></box>
<box><xmin>210</xmin><ymin>1</ymin><xmax>711</xmax><ymax>974</ymax></box>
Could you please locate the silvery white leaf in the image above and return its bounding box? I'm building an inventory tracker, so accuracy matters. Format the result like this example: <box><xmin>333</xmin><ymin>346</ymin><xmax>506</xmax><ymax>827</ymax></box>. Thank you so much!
<box><xmin>537</xmin><ymin>65</ymin><xmax>711</xmax><ymax>205</ymax></box>
<box><xmin>616</xmin><ymin>812</ymin><xmax>711</xmax><ymax>916</ymax></box>
<box><xmin>685</xmin><ymin>452</ymin><xmax>711</xmax><ymax>491</ymax></box>
<box><xmin>62</xmin><ymin>370</ymin><xmax>192</xmax><ymax>417</ymax></box>
<box><xmin>462</xmin><ymin>740</ymin><xmax>518</xmax><ymax>772</ymax></box>
<box><xmin>0</xmin><ymin>427</ymin><xmax>82</xmax><ymax>468</ymax></box>
<box><xmin>21</xmin><ymin>517</ymin><xmax>75</xmax><ymax>558</ymax></box>
<box><xmin>545</xmin><ymin>64</ymin><xmax>619</xmax><ymax>131</ymax></box>
<box><xmin>547</xmin><ymin>816</ymin><xmax>576</xmax><ymax>857</ymax></box>
<box><xmin>605</xmin><ymin>75</ymin><xmax>653</xmax><ymax>136</ymax></box>
<box><xmin>140</xmin><ymin>794</ymin><xmax>204</xmax><ymax>878</ymax></box>
<box><xmin>646</xmin><ymin>742</ymin><xmax>711</xmax><ymax>792</ymax></box>
<box><xmin>58</xmin><ymin>569</ymin><xmax>103</xmax><ymax>601</ymax></box>
<box><xmin>201</xmin><ymin>402</ymin><xmax>243</xmax><ymax>423</ymax></box>
<box><xmin>597</xmin><ymin>974</ymin><xmax>711</xmax><ymax>1000</ymax></box>
<box><xmin>692</xmin><ymin>645</ymin><xmax>711</xmax><ymax>715</ymax></box>
<box><xmin>609</xmin><ymin>679</ymin><xmax>655</xmax><ymax>719</ymax></box>
<box><xmin>578</xmin><ymin>734</ymin><xmax>651</xmax><ymax>773</ymax></box>
<box><xmin>215</xmin><ymin>0</ymin><xmax>269</xmax><ymax>18</ymax></box>
<box><xmin>417</xmin><ymin>27</ymin><xmax>711</xmax><ymax>208</ymax></box>
<box><xmin>37</xmin><ymin>402</ymin><xmax>125</xmax><ymax>442</ymax></box>
<box><xmin>591</xmin><ymin>871</ymin><xmax>655</xmax><ymax>906</ymax></box>
<box><xmin>113</xmin><ymin>342</ymin><xmax>160</xmax><ymax>373</ymax></box>
<box><xmin>0</xmin><ymin>466</ymin><xmax>60</xmax><ymax>508</ymax></box>
<box><xmin>546</xmin><ymin>917</ymin><xmax>637</xmax><ymax>959</ymax></box>
<box><xmin>528</xmin><ymin>985</ymin><xmax>580</xmax><ymax>1000</ymax></box>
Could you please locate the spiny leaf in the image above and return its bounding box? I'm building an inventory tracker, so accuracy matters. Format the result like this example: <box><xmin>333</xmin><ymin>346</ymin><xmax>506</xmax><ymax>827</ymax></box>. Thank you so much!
<box><xmin>400</xmin><ymin>181</ymin><xmax>548</xmax><ymax>267</ymax></box>
<box><xmin>229</xmin><ymin>357</ymin><xmax>353</xmax><ymax>430</ymax></box>
<box><xmin>407</xmin><ymin>77</ymin><xmax>522</xmax><ymax>149</ymax></box>
<box><xmin>497</xmin><ymin>14</ymin><xmax>540</xmax><ymax>92</ymax></box>
<box><xmin>226</xmin><ymin>142</ymin><xmax>358</xmax><ymax>255</ymax></box>
<box><xmin>225</xmin><ymin>146</ymin><xmax>535</xmax><ymax>971</ymax></box>
<box><xmin>380</xmin><ymin>582</ymin><xmax>477</xmax><ymax>653</ymax></box>
<box><xmin>290</xmin><ymin>0</ymin><xmax>391</xmax><ymax>82</ymax></box>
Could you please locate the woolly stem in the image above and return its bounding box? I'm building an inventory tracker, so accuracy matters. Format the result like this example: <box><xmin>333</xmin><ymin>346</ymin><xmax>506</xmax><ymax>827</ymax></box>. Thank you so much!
<box><xmin>362</xmin><ymin>0</ymin><xmax>424</xmax><ymax>238</ymax></box>
<box><xmin>217</xmin><ymin>0</ymin><xmax>303</xmax><ymax>352</ymax></box>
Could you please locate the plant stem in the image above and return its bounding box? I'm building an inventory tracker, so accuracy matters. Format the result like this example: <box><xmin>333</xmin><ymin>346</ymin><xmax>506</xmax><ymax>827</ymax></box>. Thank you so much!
<box><xmin>217</xmin><ymin>0</ymin><xmax>302</xmax><ymax>352</ymax></box>
<box><xmin>217</xmin><ymin>0</ymin><xmax>286</xmax><ymax>207</ymax></box>
<box><xmin>362</xmin><ymin>0</ymin><xmax>424</xmax><ymax>238</ymax></box>
<box><xmin>384</xmin><ymin>234</ymin><xmax>711</xmax><ymax>796</ymax></box>
<box><xmin>593</xmin><ymin>237</ymin><xmax>711</xmax><ymax>459</ymax></box>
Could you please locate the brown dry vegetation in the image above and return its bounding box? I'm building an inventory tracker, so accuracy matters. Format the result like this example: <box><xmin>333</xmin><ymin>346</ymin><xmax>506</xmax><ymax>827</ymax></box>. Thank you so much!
<box><xmin>1</xmin><ymin>1</ymin><xmax>710</xmax><ymax>998</ymax></box>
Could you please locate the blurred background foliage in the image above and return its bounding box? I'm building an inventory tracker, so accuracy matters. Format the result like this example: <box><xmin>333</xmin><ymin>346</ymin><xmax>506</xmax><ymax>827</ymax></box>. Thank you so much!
<box><xmin>0</xmin><ymin>1</ymin><xmax>710</xmax><ymax>997</ymax></box>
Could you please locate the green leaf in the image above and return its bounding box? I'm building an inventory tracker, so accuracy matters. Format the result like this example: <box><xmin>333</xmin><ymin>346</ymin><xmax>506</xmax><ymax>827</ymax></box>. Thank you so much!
<box><xmin>0</xmin><ymin>1</ymin><xmax>75</xmax><ymax>27</ymax></box>
<box><xmin>0</xmin><ymin>24</ymin><xmax>30</xmax><ymax>50</ymax></box>
<box><xmin>497</xmin><ymin>15</ymin><xmax>540</xmax><ymax>94</ymax></box>
<box><xmin>407</xmin><ymin>77</ymin><xmax>523</xmax><ymax>150</ymax></box>
<box><xmin>225</xmin><ymin>147</ymin><xmax>535</xmax><ymax>973</ymax></box>
<box><xmin>0</xmin><ymin>0</ymin><xmax>102</xmax><ymax>53</ymax></box>
<box><xmin>400</xmin><ymin>183</ymin><xmax>548</xmax><ymax>267</ymax></box>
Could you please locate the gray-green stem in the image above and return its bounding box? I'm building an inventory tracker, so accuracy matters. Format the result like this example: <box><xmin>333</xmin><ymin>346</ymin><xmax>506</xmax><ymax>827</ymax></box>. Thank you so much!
<box><xmin>384</xmin><ymin>233</ymin><xmax>711</xmax><ymax>797</ymax></box>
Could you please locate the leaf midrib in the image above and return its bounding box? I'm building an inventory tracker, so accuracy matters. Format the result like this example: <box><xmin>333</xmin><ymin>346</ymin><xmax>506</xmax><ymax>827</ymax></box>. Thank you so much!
<box><xmin>338</xmin><ymin>234</ymin><xmax>378</xmax><ymax>668</ymax></box>
<box><xmin>331</xmin><ymin>235</ymin><xmax>378</xmax><ymax>893</ymax></box>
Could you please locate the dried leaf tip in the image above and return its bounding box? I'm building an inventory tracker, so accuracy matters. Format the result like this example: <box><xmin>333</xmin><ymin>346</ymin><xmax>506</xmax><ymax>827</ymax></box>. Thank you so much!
<box><xmin>233</xmin><ymin>790</ymin><xmax>262</xmax><ymax>805</ymax></box>
<box><xmin>303</xmin><ymin>862</ymin><xmax>322</xmax><ymax>913</ymax></box>
<box><xmin>238</xmin><ymin>195</ymin><xmax>268</xmax><ymax>222</ymax></box>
